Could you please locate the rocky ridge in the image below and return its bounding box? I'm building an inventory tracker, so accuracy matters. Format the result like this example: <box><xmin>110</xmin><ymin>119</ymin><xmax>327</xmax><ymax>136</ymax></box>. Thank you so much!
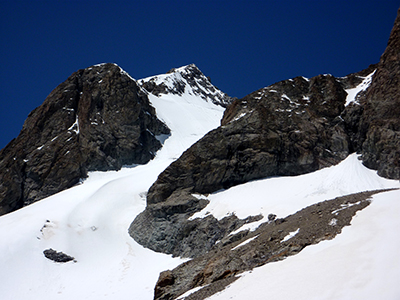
<box><xmin>130</xmin><ymin>10</ymin><xmax>400</xmax><ymax>264</ymax></box>
<box><xmin>0</xmin><ymin>63</ymin><xmax>170</xmax><ymax>215</ymax></box>
<box><xmin>129</xmin><ymin>66</ymin><xmax>378</xmax><ymax>258</ymax></box>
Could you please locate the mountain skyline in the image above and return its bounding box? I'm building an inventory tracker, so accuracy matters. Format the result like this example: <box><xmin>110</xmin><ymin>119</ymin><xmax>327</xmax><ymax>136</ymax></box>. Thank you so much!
<box><xmin>0</xmin><ymin>1</ymin><xmax>399</xmax><ymax>149</ymax></box>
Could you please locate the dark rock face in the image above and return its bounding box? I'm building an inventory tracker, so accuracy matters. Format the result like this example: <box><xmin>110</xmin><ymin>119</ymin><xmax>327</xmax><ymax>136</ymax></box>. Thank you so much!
<box><xmin>43</xmin><ymin>248</ymin><xmax>75</xmax><ymax>263</ymax></box>
<box><xmin>0</xmin><ymin>63</ymin><xmax>170</xmax><ymax>215</ymax></box>
<box><xmin>145</xmin><ymin>74</ymin><xmax>352</xmax><ymax>206</ymax></box>
<box><xmin>130</xmin><ymin>10</ymin><xmax>400</xmax><ymax>261</ymax></box>
<box><xmin>129</xmin><ymin>188</ymin><xmax>263</xmax><ymax>258</ymax></box>
<box><xmin>130</xmin><ymin>72</ymin><xmax>362</xmax><ymax>257</ymax></box>
<box><xmin>358</xmin><ymin>8</ymin><xmax>400</xmax><ymax>179</ymax></box>
<box><xmin>152</xmin><ymin>189</ymin><xmax>394</xmax><ymax>300</ymax></box>
<box><xmin>138</xmin><ymin>64</ymin><xmax>235</xmax><ymax>107</ymax></box>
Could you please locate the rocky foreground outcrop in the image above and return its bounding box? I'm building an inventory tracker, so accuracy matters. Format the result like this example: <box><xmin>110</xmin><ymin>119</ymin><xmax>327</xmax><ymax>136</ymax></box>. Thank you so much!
<box><xmin>0</xmin><ymin>63</ymin><xmax>170</xmax><ymax>215</ymax></box>
<box><xmin>152</xmin><ymin>189</ymin><xmax>395</xmax><ymax>300</ymax></box>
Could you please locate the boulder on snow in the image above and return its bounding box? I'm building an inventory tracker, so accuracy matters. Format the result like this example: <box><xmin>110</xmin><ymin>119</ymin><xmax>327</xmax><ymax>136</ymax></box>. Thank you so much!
<box><xmin>43</xmin><ymin>248</ymin><xmax>75</xmax><ymax>263</ymax></box>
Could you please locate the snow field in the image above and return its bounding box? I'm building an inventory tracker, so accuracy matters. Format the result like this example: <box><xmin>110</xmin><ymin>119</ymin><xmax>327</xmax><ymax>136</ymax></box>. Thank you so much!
<box><xmin>206</xmin><ymin>189</ymin><xmax>400</xmax><ymax>300</ymax></box>
<box><xmin>190</xmin><ymin>153</ymin><xmax>400</xmax><ymax>223</ymax></box>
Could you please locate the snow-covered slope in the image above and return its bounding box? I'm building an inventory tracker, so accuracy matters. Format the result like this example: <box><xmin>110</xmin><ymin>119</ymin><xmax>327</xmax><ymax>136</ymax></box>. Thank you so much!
<box><xmin>0</xmin><ymin>68</ymin><xmax>225</xmax><ymax>300</ymax></box>
<box><xmin>205</xmin><ymin>188</ymin><xmax>400</xmax><ymax>300</ymax></box>
<box><xmin>1</xmin><ymin>65</ymin><xmax>399</xmax><ymax>300</ymax></box>
<box><xmin>190</xmin><ymin>153</ymin><xmax>399</xmax><ymax>222</ymax></box>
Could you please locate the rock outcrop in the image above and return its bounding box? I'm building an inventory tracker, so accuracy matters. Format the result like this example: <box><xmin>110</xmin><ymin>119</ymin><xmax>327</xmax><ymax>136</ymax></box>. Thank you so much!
<box><xmin>130</xmin><ymin>10</ymin><xmax>400</xmax><ymax>262</ymax></box>
<box><xmin>146</xmin><ymin>73</ymin><xmax>351</xmax><ymax>205</ymax></box>
<box><xmin>43</xmin><ymin>248</ymin><xmax>76</xmax><ymax>263</ymax></box>
<box><xmin>358</xmin><ymin>8</ymin><xmax>400</xmax><ymax>179</ymax></box>
<box><xmin>129</xmin><ymin>188</ymin><xmax>263</xmax><ymax>258</ymax></box>
<box><xmin>130</xmin><ymin>68</ymin><xmax>372</xmax><ymax>257</ymax></box>
<box><xmin>0</xmin><ymin>63</ymin><xmax>169</xmax><ymax>215</ymax></box>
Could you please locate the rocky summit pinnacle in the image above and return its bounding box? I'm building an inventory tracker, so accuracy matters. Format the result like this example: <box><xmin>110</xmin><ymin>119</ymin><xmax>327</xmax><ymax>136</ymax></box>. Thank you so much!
<box><xmin>138</xmin><ymin>64</ymin><xmax>235</xmax><ymax>107</ymax></box>
<box><xmin>0</xmin><ymin>63</ymin><xmax>170</xmax><ymax>215</ymax></box>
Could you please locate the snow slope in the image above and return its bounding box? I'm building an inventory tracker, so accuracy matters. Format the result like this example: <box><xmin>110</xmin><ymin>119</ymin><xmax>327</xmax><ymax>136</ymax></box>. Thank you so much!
<box><xmin>185</xmin><ymin>155</ymin><xmax>400</xmax><ymax>300</ymax></box>
<box><xmin>1</xmin><ymin>66</ymin><xmax>399</xmax><ymax>300</ymax></box>
<box><xmin>0</xmin><ymin>72</ymin><xmax>225</xmax><ymax>300</ymax></box>
<box><xmin>206</xmin><ymin>189</ymin><xmax>400</xmax><ymax>300</ymax></box>
<box><xmin>190</xmin><ymin>153</ymin><xmax>400</xmax><ymax>223</ymax></box>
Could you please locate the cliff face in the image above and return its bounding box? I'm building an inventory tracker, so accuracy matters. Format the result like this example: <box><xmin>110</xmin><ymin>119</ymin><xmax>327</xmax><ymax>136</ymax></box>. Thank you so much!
<box><xmin>0</xmin><ymin>63</ymin><xmax>169</xmax><ymax>215</ymax></box>
<box><xmin>358</xmin><ymin>8</ymin><xmax>400</xmax><ymax>179</ymax></box>
<box><xmin>129</xmin><ymin>64</ymin><xmax>384</xmax><ymax>256</ymax></box>
<box><xmin>144</xmin><ymin>73</ymin><xmax>353</xmax><ymax>207</ymax></box>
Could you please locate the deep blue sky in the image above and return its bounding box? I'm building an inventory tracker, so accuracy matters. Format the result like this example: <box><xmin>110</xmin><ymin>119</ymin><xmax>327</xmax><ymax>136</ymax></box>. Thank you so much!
<box><xmin>1</xmin><ymin>0</ymin><xmax>399</xmax><ymax>149</ymax></box>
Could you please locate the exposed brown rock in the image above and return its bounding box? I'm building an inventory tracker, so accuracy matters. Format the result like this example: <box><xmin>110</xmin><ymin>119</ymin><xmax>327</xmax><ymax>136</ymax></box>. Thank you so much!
<box><xmin>146</xmin><ymin>74</ymin><xmax>351</xmax><ymax>206</ymax></box>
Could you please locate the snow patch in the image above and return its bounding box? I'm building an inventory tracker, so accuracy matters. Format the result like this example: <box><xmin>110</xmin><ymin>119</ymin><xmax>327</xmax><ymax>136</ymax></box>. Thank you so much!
<box><xmin>331</xmin><ymin>201</ymin><xmax>363</xmax><ymax>215</ymax></box>
<box><xmin>281</xmin><ymin>228</ymin><xmax>300</xmax><ymax>243</ymax></box>
<box><xmin>176</xmin><ymin>285</ymin><xmax>207</xmax><ymax>299</ymax></box>
<box><xmin>68</xmin><ymin>116</ymin><xmax>80</xmax><ymax>134</ymax></box>
<box><xmin>345</xmin><ymin>70</ymin><xmax>375</xmax><ymax>106</ymax></box>
<box><xmin>329</xmin><ymin>218</ymin><xmax>337</xmax><ymax>226</ymax></box>
<box><xmin>231</xmin><ymin>235</ymin><xmax>259</xmax><ymax>250</ymax></box>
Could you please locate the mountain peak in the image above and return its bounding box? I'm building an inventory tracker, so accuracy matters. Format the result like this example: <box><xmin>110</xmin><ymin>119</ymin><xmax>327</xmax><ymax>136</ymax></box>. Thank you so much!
<box><xmin>0</xmin><ymin>63</ymin><xmax>170</xmax><ymax>215</ymax></box>
<box><xmin>166</xmin><ymin>63</ymin><xmax>198</xmax><ymax>74</ymax></box>
<box><xmin>138</xmin><ymin>64</ymin><xmax>235</xmax><ymax>107</ymax></box>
